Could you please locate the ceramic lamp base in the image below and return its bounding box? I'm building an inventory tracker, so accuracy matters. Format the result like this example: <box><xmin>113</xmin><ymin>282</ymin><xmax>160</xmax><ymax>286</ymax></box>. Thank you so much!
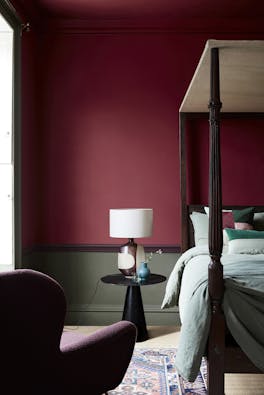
<box><xmin>118</xmin><ymin>238</ymin><xmax>137</xmax><ymax>277</ymax></box>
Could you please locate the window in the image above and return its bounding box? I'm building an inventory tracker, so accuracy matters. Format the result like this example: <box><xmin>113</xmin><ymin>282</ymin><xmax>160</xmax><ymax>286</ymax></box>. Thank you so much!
<box><xmin>0</xmin><ymin>2</ymin><xmax>21</xmax><ymax>270</ymax></box>
<box><xmin>0</xmin><ymin>13</ymin><xmax>13</xmax><ymax>270</ymax></box>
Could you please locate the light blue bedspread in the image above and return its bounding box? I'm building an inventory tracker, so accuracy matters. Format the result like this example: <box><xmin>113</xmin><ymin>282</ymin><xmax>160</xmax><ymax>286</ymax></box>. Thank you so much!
<box><xmin>161</xmin><ymin>246</ymin><xmax>264</xmax><ymax>382</ymax></box>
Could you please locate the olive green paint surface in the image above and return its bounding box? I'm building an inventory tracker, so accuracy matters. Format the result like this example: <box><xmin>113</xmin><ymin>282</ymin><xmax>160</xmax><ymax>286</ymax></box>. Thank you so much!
<box><xmin>23</xmin><ymin>251</ymin><xmax>180</xmax><ymax>326</ymax></box>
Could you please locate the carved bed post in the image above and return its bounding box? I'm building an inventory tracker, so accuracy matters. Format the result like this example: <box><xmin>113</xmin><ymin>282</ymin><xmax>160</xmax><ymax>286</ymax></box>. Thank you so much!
<box><xmin>207</xmin><ymin>47</ymin><xmax>225</xmax><ymax>395</ymax></box>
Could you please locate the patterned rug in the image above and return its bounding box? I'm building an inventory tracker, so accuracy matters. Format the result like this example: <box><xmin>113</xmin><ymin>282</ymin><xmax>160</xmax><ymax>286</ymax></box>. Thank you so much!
<box><xmin>109</xmin><ymin>348</ymin><xmax>207</xmax><ymax>395</ymax></box>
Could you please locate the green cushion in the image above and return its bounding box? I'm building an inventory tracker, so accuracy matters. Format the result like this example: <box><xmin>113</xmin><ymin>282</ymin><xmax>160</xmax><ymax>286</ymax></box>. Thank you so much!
<box><xmin>232</xmin><ymin>207</ymin><xmax>255</xmax><ymax>225</ymax></box>
<box><xmin>225</xmin><ymin>228</ymin><xmax>264</xmax><ymax>241</ymax></box>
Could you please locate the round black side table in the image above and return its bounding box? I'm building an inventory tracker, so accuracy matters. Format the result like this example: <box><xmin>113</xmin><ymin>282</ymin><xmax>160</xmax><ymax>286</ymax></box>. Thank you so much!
<box><xmin>101</xmin><ymin>273</ymin><xmax>166</xmax><ymax>342</ymax></box>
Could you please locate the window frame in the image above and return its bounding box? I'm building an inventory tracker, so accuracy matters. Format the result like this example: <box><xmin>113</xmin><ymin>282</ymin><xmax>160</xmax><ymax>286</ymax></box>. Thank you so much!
<box><xmin>0</xmin><ymin>0</ymin><xmax>22</xmax><ymax>269</ymax></box>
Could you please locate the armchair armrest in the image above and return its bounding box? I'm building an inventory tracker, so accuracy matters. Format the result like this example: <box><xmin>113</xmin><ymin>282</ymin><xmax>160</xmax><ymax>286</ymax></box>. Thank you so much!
<box><xmin>60</xmin><ymin>321</ymin><xmax>137</xmax><ymax>395</ymax></box>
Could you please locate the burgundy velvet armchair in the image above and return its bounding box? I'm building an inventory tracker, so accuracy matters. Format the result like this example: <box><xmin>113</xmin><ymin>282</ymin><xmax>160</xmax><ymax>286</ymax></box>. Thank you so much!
<box><xmin>0</xmin><ymin>269</ymin><xmax>137</xmax><ymax>394</ymax></box>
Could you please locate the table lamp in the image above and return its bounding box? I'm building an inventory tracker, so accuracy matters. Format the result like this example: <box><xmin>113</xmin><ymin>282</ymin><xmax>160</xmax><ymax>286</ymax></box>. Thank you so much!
<box><xmin>109</xmin><ymin>208</ymin><xmax>153</xmax><ymax>277</ymax></box>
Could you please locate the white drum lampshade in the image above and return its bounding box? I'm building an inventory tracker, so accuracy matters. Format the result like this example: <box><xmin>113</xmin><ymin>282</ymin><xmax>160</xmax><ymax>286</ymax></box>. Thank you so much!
<box><xmin>109</xmin><ymin>208</ymin><xmax>153</xmax><ymax>238</ymax></box>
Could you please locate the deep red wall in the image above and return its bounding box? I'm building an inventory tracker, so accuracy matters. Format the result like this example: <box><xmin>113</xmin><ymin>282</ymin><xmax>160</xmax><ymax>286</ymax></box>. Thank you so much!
<box><xmin>187</xmin><ymin>118</ymin><xmax>264</xmax><ymax>205</ymax></box>
<box><xmin>34</xmin><ymin>31</ymin><xmax>264</xmax><ymax>246</ymax></box>
<box><xmin>36</xmin><ymin>33</ymin><xmax>203</xmax><ymax>246</ymax></box>
<box><xmin>11</xmin><ymin>4</ymin><xmax>263</xmax><ymax>248</ymax></box>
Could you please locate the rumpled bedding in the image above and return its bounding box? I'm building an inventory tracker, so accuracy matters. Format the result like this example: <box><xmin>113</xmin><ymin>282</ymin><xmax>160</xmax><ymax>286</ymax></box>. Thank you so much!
<box><xmin>161</xmin><ymin>246</ymin><xmax>264</xmax><ymax>382</ymax></box>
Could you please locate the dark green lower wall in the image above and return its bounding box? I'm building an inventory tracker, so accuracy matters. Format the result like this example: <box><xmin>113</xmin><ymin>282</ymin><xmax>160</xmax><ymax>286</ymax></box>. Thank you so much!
<box><xmin>22</xmin><ymin>251</ymin><xmax>180</xmax><ymax>326</ymax></box>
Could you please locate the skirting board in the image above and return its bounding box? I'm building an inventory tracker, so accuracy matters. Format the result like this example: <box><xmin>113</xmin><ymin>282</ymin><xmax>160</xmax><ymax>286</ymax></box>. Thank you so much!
<box><xmin>66</xmin><ymin>303</ymin><xmax>180</xmax><ymax>326</ymax></box>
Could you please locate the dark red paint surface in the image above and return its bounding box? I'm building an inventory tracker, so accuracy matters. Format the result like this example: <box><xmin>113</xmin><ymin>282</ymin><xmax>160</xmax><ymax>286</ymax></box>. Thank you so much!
<box><xmin>14</xmin><ymin>0</ymin><xmax>264</xmax><ymax>247</ymax></box>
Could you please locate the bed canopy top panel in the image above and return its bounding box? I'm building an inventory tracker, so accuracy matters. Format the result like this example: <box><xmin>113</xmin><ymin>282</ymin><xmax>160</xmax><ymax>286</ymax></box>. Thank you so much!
<box><xmin>180</xmin><ymin>39</ymin><xmax>264</xmax><ymax>113</ymax></box>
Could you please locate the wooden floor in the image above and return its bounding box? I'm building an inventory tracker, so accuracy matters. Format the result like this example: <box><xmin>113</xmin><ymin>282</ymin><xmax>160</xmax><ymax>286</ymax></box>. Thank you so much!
<box><xmin>64</xmin><ymin>325</ymin><xmax>264</xmax><ymax>395</ymax></box>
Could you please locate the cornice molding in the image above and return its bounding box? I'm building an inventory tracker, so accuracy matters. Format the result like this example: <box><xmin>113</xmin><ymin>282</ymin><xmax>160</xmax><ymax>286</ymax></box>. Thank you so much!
<box><xmin>4</xmin><ymin>2</ymin><xmax>264</xmax><ymax>35</ymax></box>
<box><xmin>36</xmin><ymin>15</ymin><xmax>264</xmax><ymax>35</ymax></box>
<box><xmin>3</xmin><ymin>3</ymin><xmax>264</xmax><ymax>35</ymax></box>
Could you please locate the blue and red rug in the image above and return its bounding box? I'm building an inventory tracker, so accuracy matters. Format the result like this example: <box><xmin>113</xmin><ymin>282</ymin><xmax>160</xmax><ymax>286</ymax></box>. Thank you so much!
<box><xmin>109</xmin><ymin>348</ymin><xmax>207</xmax><ymax>395</ymax></box>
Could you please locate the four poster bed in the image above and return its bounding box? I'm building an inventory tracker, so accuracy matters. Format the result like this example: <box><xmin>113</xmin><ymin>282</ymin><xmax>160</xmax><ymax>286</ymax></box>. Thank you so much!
<box><xmin>162</xmin><ymin>40</ymin><xmax>264</xmax><ymax>395</ymax></box>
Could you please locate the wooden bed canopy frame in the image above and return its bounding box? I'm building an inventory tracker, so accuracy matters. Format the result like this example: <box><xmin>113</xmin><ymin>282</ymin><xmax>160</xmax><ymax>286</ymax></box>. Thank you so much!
<box><xmin>179</xmin><ymin>40</ymin><xmax>264</xmax><ymax>395</ymax></box>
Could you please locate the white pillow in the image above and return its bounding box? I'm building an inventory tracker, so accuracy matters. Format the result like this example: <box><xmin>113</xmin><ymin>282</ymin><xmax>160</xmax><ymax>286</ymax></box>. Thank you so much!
<box><xmin>190</xmin><ymin>210</ymin><xmax>229</xmax><ymax>247</ymax></box>
<box><xmin>190</xmin><ymin>212</ymin><xmax>208</xmax><ymax>246</ymax></box>
<box><xmin>225</xmin><ymin>228</ymin><xmax>264</xmax><ymax>254</ymax></box>
<box><xmin>228</xmin><ymin>239</ymin><xmax>264</xmax><ymax>254</ymax></box>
